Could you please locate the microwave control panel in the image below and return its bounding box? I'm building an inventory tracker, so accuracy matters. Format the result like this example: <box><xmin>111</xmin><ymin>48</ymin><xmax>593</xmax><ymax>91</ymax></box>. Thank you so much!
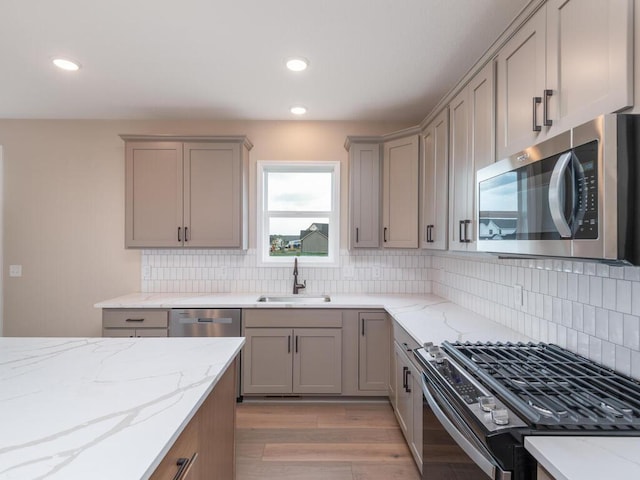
<box><xmin>574</xmin><ymin>140</ymin><xmax>598</xmax><ymax>239</ymax></box>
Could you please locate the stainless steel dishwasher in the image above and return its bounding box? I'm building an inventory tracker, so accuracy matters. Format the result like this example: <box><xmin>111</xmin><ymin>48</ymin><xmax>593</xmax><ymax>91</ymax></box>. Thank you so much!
<box><xmin>169</xmin><ymin>309</ymin><xmax>242</xmax><ymax>399</ymax></box>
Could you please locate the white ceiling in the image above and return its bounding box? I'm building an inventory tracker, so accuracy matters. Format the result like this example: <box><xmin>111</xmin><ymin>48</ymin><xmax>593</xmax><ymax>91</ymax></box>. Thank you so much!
<box><xmin>0</xmin><ymin>0</ymin><xmax>529</xmax><ymax>123</ymax></box>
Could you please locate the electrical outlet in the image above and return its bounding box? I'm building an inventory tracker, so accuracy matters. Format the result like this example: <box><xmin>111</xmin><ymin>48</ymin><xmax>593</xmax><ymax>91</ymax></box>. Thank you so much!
<box><xmin>9</xmin><ymin>265</ymin><xmax>22</xmax><ymax>277</ymax></box>
<box><xmin>372</xmin><ymin>266</ymin><xmax>382</xmax><ymax>279</ymax></box>
<box><xmin>343</xmin><ymin>265</ymin><xmax>355</xmax><ymax>278</ymax></box>
<box><xmin>514</xmin><ymin>284</ymin><xmax>523</xmax><ymax>308</ymax></box>
<box><xmin>218</xmin><ymin>267</ymin><xmax>227</xmax><ymax>279</ymax></box>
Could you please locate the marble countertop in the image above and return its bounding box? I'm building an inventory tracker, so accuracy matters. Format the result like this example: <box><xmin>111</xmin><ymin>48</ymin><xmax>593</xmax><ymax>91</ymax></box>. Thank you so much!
<box><xmin>94</xmin><ymin>292</ymin><xmax>532</xmax><ymax>346</ymax></box>
<box><xmin>525</xmin><ymin>436</ymin><xmax>640</xmax><ymax>480</ymax></box>
<box><xmin>0</xmin><ymin>337</ymin><xmax>243</xmax><ymax>480</ymax></box>
<box><xmin>94</xmin><ymin>292</ymin><xmax>640</xmax><ymax>479</ymax></box>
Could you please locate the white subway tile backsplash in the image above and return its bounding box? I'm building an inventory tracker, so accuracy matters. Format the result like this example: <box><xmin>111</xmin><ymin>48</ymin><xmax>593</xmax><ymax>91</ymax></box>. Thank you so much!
<box><xmin>589</xmin><ymin>276</ymin><xmax>603</xmax><ymax>307</ymax></box>
<box><xmin>616</xmin><ymin>280</ymin><xmax>632</xmax><ymax>314</ymax></box>
<box><xmin>603</xmin><ymin>278</ymin><xmax>617</xmax><ymax>310</ymax></box>
<box><xmin>595</xmin><ymin>308</ymin><xmax>609</xmax><ymax>341</ymax></box>
<box><xmin>142</xmin><ymin>248</ymin><xmax>640</xmax><ymax>378</ymax></box>
<box><xmin>624</xmin><ymin>315</ymin><xmax>640</xmax><ymax>351</ymax></box>
<box><xmin>608</xmin><ymin>311</ymin><xmax>624</xmax><ymax>345</ymax></box>
<box><xmin>429</xmin><ymin>254</ymin><xmax>640</xmax><ymax>380</ymax></box>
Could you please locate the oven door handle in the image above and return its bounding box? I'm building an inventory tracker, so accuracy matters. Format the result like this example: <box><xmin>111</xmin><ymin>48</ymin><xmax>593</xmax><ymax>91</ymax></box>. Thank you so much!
<box><xmin>548</xmin><ymin>151</ymin><xmax>573</xmax><ymax>238</ymax></box>
<box><xmin>421</xmin><ymin>374</ymin><xmax>509</xmax><ymax>480</ymax></box>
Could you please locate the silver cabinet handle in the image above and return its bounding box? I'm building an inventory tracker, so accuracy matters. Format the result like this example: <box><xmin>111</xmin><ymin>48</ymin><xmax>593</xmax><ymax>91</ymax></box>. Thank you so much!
<box><xmin>532</xmin><ymin>96</ymin><xmax>542</xmax><ymax>132</ymax></box>
<box><xmin>543</xmin><ymin>89</ymin><xmax>553</xmax><ymax>126</ymax></box>
<box><xmin>548</xmin><ymin>151</ymin><xmax>573</xmax><ymax>238</ymax></box>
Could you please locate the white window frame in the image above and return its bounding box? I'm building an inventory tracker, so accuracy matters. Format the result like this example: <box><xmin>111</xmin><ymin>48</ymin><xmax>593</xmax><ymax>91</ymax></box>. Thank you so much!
<box><xmin>257</xmin><ymin>161</ymin><xmax>340</xmax><ymax>267</ymax></box>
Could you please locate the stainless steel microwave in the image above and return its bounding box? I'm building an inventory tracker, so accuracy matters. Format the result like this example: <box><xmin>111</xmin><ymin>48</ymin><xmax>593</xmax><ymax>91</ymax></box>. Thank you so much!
<box><xmin>476</xmin><ymin>114</ymin><xmax>640</xmax><ymax>264</ymax></box>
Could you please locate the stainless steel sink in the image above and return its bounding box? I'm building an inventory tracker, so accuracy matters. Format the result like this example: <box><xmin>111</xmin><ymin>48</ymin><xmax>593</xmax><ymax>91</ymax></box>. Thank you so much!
<box><xmin>257</xmin><ymin>295</ymin><xmax>331</xmax><ymax>303</ymax></box>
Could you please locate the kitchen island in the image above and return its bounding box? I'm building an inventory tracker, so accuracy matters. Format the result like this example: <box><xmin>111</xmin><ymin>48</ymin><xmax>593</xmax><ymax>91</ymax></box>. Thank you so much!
<box><xmin>0</xmin><ymin>337</ymin><xmax>243</xmax><ymax>480</ymax></box>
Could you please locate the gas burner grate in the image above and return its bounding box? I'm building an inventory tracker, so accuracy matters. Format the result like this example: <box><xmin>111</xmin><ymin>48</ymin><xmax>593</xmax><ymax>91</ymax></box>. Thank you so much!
<box><xmin>443</xmin><ymin>341</ymin><xmax>640</xmax><ymax>429</ymax></box>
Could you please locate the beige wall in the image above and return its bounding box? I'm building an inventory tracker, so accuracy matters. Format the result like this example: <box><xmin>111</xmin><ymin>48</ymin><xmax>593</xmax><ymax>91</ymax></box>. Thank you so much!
<box><xmin>0</xmin><ymin>119</ymin><xmax>408</xmax><ymax>337</ymax></box>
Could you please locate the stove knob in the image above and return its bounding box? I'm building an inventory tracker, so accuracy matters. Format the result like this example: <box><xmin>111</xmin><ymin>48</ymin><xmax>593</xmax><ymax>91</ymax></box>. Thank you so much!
<box><xmin>478</xmin><ymin>396</ymin><xmax>497</xmax><ymax>412</ymax></box>
<box><xmin>428</xmin><ymin>345</ymin><xmax>441</xmax><ymax>355</ymax></box>
<box><xmin>434</xmin><ymin>352</ymin><xmax>445</xmax><ymax>364</ymax></box>
<box><xmin>491</xmin><ymin>408</ymin><xmax>509</xmax><ymax>426</ymax></box>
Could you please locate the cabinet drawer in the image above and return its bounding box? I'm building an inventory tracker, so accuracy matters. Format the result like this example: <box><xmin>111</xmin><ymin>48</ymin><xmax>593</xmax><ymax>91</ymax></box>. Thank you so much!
<box><xmin>103</xmin><ymin>328</ymin><xmax>168</xmax><ymax>338</ymax></box>
<box><xmin>243</xmin><ymin>309</ymin><xmax>342</xmax><ymax>328</ymax></box>
<box><xmin>103</xmin><ymin>309</ymin><xmax>169</xmax><ymax>328</ymax></box>
<box><xmin>393</xmin><ymin>320</ymin><xmax>420</xmax><ymax>352</ymax></box>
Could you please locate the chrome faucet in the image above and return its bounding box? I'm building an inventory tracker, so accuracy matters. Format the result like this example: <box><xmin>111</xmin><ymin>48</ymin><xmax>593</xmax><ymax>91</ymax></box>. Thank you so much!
<box><xmin>292</xmin><ymin>258</ymin><xmax>306</xmax><ymax>294</ymax></box>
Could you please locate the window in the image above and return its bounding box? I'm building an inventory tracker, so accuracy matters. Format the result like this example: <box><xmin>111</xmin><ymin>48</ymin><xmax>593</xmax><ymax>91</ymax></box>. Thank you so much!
<box><xmin>257</xmin><ymin>161</ymin><xmax>340</xmax><ymax>266</ymax></box>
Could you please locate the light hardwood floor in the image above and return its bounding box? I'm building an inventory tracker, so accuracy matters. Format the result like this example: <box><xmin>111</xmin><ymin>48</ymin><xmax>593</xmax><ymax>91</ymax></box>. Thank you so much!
<box><xmin>236</xmin><ymin>402</ymin><xmax>421</xmax><ymax>480</ymax></box>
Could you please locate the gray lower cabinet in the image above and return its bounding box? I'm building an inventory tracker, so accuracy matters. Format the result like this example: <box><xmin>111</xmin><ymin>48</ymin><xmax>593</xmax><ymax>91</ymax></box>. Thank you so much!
<box><xmin>358</xmin><ymin>312</ymin><xmax>390</xmax><ymax>391</ymax></box>
<box><xmin>242</xmin><ymin>326</ymin><xmax>342</xmax><ymax>395</ymax></box>
<box><xmin>102</xmin><ymin>309</ymin><xmax>169</xmax><ymax>337</ymax></box>
<box><xmin>242</xmin><ymin>308</ymin><xmax>390</xmax><ymax>397</ymax></box>
<box><xmin>392</xmin><ymin>322</ymin><xmax>423</xmax><ymax>472</ymax></box>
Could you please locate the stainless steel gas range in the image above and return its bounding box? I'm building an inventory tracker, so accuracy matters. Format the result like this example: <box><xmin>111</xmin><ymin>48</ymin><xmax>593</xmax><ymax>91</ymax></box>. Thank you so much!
<box><xmin>415</xmin><ymin>341</ymin><xmax>640</xmax><ymax>480</ymax></box>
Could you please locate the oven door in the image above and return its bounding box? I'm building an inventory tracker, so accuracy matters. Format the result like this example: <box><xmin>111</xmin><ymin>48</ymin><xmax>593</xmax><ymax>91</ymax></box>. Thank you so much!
<box><xmin>421</xmin><ymin>372</ymin><xmax>511</xmax><ymax>480</ymax></box>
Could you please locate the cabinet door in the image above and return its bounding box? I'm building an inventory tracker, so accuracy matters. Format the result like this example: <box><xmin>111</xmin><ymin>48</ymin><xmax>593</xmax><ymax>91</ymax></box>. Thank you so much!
<box><xmin>183</xmin><ymin>142</ymin><xmax>242</xmax><ymax>247</ymax></box>
<box><xmin>349</xmin><ymin>143</ymin><xmax>381</xmax><ymax>248</ymax></box>
<box><xmin>448</xmin><ymin>88</ymin><xmax>471</xmax><ymax>251</ymax></box>
<box><xmin>242</xmin><ymin>328</ymin><xmax>293</xmax><ymax>394</ymax></box>
<box><xmin>358</xmin><ymin>312</ymin><xmax>389</xmax><ymax>391</ymax></box>
<box><xmin>495</xmin><ymin>7</ymin><xmax>546</xmax><ymax>159</ymax></box>
<box><xmin>388</xmin><ymin>327</ymin><xmax>397</xmax><ymax>409</ymax></box>
<box><xmin>394</xmin><ymin>343</ymin><xmax>413</xmax><ymax>440</ymax></box>
<box><xmin>470</xmin><ymin>61</ymin><xmax>495</xmax><ymax>173</ymax></box>
<box><xmin>382</xmin><ymin>136</ymin><xmax>419</xmax><ymax>248</ymax></box>
<box><xmin>421</xmin><ymin>109</ymin><xmax>449</xmax><ymax>250</ymax></box>
<box><xmin>545</xmin><ymin>0</ymin><xmax>632</xmax><ymax>136</ymax></box>
<box><xmin>293</xmin><ymin>328</ymin><xmax>342</xmax><ymax>394</ymax></box>
<box><xmin>125</xmin><ymin>142</ymin><xmax>183</xmax><ymax>248</ymax></box>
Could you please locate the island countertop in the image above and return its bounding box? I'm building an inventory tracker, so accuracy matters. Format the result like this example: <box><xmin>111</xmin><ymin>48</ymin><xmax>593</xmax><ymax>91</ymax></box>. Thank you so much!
<box><xmin>0</xmin><ymin>337</ymin><xmax>243</xmax><ymax>480</ymax></box>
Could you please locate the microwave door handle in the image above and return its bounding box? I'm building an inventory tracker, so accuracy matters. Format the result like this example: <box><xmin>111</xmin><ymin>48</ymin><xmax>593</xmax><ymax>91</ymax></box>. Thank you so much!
<box><xmin>421</xmin><ymin>375</ymin><xmax>502</xmax><ymax>479</ymax></box>
<box><xmin>548</xmin><ymin>151</ymin><xmax>573</xmax><ymax>238</ymax></box>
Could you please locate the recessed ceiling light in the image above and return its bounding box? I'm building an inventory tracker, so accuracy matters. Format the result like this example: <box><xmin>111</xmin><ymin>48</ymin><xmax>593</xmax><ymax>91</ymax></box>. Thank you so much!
<box><xmin>290</xmin><ymin>106</ymin><xmax>307</xmax><ymax>115</ymax></box>
<box><xmin>52</xmin><ymin>58</ymin><xmax>81</xmax><ymax>71</ymax></box>
<box><xmin>286</xmin><ymin>57</ymin><xmax>309</xmax><ymax>72</ymax></box>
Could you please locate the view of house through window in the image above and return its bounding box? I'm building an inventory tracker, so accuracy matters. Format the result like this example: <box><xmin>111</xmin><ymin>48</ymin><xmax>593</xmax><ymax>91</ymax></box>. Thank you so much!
<box><xmin>258</xmin><ymin>162</ymin><xmax>339</xmax><ymax>265</ymax></box>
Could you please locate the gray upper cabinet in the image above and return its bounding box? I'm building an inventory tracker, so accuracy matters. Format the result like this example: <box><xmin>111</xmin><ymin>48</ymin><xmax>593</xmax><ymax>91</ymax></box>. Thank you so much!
<box><xmin>124</xmin><ymin>136</ymin><xmax>251</xmax><ymax>249</ymax></box>
<box><xmin>125</xmin><ymin>141</ymin><xmax>183</xmax><ymax>248</ymax></box>
<box><xmin>449</xmin><ymin>62</ymin><xmax>494</xmax><ymax>251</ymax></box>
<box><xmin>421</xmin><ymin>109</ymin><xmax>449</xmax><ymax>250</ymax></box>
<box><xmin>382</xmin><ymin>135</ymin><xmax>419</xmax><ymax>248</ymax></box>
<box><xmin>496</xmin><ymin>0</ymin><xmax>632</xmax><ymax>159</ymax></box>
<box><xmin>348</xmin><ymin>141</ymin><xmax>381</xmax><ymax>248</ymax></box>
